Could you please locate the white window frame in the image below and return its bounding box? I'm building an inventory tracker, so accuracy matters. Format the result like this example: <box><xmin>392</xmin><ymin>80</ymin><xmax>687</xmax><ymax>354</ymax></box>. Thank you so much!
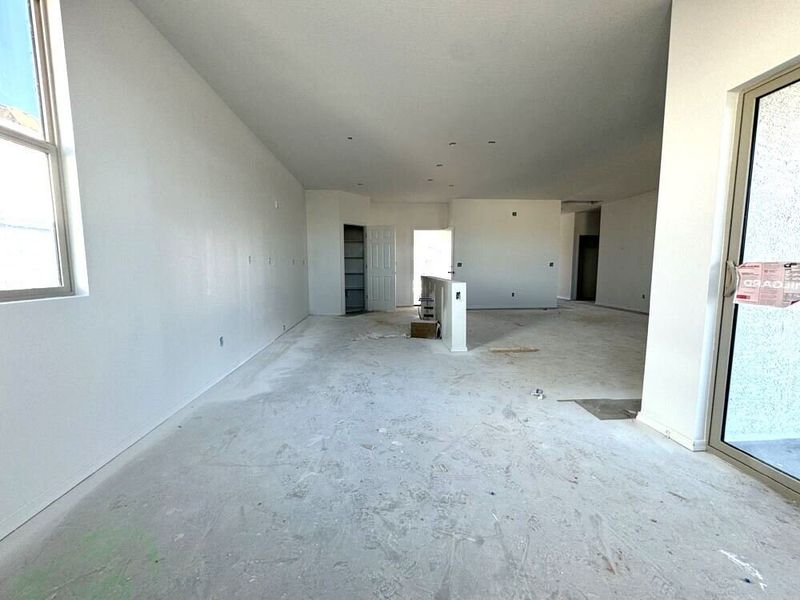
<box><xmin>0</xmin><ymin>0</ymin><xmax>73</xmax><ymax>302</ymax></box>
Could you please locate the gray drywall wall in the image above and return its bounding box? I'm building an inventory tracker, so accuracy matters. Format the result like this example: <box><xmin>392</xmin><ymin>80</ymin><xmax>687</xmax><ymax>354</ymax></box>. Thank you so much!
<box><xmin>306</xmin><ymin>192</ymin><xmax>344</xmax><ymax>315</ymax></box>
<box><xmin>595</xmin><ymin>191</ymin><xmax>658</xmax><ymax>313</ymax></box>
<box><xmin>305</xmin><ymin>190</ymin><xmax>370</xmax><ymax>315</ymax></box>
<box><xmin>450</xmin><ymin>199</ymin><xmax>560</xmax><ymax>309</ymax></box>
<box><xmin>0</xmin><ymin>0</ymin><xmax>308</xmax><ymax>539</ymax></box>
<box><xmin>305</xmin><ymin>190</ymin><xmax>364</xmax><ymax>315</ymax></box>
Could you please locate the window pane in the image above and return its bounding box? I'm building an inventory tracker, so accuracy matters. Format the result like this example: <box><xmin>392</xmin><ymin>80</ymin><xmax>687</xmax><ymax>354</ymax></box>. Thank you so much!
<box><xmin>0</xmin><ymin>137</ymin><xmax>61</xmax><ymax>290</ymax></box>
<box><xmin>0</xmin><ymin>0</ymin><xmax>43</xmax><ymax>137</ymax></box>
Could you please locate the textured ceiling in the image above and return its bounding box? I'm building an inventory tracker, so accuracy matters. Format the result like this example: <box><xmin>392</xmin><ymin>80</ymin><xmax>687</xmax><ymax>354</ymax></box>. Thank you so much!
<box><xmin>132</xmin><ymin>0</ymin><xmax>671</xmax><ymax>202</ymax></box>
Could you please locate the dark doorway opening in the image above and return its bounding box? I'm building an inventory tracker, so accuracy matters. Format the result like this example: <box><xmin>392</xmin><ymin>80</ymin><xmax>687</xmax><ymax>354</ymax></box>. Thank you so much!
<box><xmin>576</xmin><ymin>234</ymin><xmax>599</xmax><ymax>301</ymax></box>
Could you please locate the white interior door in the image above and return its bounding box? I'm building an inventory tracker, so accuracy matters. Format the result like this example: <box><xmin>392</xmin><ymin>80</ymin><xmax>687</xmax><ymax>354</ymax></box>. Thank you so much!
<box><xmin>366</xmin><ymin>226</ymin><xmax>396</xmax><ymax>311</ymax></box>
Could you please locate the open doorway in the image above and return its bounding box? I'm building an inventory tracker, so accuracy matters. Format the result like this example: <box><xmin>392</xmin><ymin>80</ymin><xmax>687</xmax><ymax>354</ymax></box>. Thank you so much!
<box><xmin>576</xmin><ymin>234</ymin><xmax>599</xmax><ymax>301</ymax></box>
<box><xmin>413</xmin><ymin>229</ymin><xmax>452</xmax><ymax>304</ymax></box>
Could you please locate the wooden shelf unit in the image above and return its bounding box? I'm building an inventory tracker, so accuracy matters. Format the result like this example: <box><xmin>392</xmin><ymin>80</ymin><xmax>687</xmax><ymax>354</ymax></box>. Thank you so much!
<box><xmin>344</xmin><ymin>225</ymin><xmax>366</xmax><ymax>313</ymax></box>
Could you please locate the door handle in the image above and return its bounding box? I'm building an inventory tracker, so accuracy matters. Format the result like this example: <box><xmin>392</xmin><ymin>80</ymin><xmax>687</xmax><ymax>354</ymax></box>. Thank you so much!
<box><xmin>723</xmin><ymin>260</ymin><xmax>739</xmax><ymax>298</ymax></box>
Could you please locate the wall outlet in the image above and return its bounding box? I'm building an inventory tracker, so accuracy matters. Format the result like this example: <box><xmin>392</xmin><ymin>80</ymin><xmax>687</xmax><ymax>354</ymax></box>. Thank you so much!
<box><xmin>219</xmin><ymin>336</ymin><xmax>224</xmax><ymax>347</ymax></box>
<box><xmin>512</xmin><ymin>211</ymin><xmax>517</xmax><ymax>216</ymax></box>
<box><xmin>549</xmin><ymin>261</ymin><xmax>554</xmax><ymax>267</ymax></box>
<box><xmin>511</xmin><ymin>292</ymin><xmax>515</xmax><ymax>297</ymax></box>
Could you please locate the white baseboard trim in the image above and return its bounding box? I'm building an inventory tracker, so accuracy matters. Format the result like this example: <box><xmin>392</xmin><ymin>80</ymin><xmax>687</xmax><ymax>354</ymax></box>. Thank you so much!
<box><xmin>594</xmin><ymin>303</ymin><xmax>649</xmax><ymax>315</ymax></box>
<box><xmin>0</xmin><ymin>315</ymin><xmax>309</xmax><ymax>542</ymax></box>
<box><xmin>637</xmin><ymin>412</ymin><xmax>707</xmax><ymax>452</ymax></box>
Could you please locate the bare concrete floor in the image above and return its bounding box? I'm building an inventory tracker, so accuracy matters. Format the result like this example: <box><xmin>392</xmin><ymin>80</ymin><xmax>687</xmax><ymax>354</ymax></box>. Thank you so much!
<box><xmin>1</xmin><ymin>303</ymin><xmax>799</xmax><ymax>599</ymax></box>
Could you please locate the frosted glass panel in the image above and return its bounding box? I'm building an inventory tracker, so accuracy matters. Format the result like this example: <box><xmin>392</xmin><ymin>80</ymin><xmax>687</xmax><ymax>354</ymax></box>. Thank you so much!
<box><xmin>724</xmin><ymin>78</ymin><xmax>800</xmax><ymax>479</ymax></box>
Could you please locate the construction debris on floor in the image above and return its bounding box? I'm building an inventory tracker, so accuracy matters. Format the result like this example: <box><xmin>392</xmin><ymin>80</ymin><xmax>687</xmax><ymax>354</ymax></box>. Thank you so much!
<box><xmin>556</xmin><ymin>397</ymin><xmax>642</xmax><ymax>420</ymax></box>
<box><xmin>574</xmin><ymin>398</ymin><xmax>642</xmax><ymax>420</ymax></box>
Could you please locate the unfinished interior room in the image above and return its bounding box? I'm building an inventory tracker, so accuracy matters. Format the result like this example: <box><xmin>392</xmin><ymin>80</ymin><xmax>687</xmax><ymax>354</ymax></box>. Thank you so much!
<box><xmin>1</xmin><ymin>0</ymin><xmax>799</xmax><ymax>598</ymax></box>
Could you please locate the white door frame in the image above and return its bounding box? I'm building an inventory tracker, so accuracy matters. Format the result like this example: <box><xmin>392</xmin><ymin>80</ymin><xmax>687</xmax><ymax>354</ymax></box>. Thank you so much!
<box><xmin>708</xmin><ymin>64</ymin><xmax>800</xmax><ymax>498</ymax></box>
<box><xmin>412</xmin><ymin>228</ymin><xmax>454</xmax><ymax>304</ymax></box>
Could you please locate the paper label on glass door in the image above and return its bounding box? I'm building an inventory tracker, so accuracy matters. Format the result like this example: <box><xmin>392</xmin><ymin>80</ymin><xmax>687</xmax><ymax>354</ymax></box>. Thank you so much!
<box><xmin>734</xmin><ymin>262</ymin><xmax>800</xmax><ymax>307</ymax></box>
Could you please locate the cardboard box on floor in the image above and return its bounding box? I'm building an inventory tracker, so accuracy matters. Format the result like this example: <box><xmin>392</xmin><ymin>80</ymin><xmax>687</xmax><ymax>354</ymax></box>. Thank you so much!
<box><xmin>410</xmin><ymin>319</ymin><xmax>438</xmax><ymax>339</ymax></box>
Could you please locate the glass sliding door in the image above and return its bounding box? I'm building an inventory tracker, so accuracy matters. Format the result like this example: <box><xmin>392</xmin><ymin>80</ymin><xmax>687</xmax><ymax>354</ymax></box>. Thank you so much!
<box><xmin>710</xmin><ymin>66</ymin><xmax>800</xmax><ymax>494</ymax></box>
